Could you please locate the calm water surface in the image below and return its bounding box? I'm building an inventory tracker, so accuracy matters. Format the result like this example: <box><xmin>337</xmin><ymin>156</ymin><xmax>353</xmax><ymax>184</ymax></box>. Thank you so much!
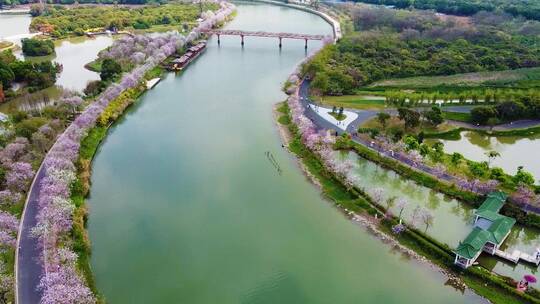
<box><xmin>338</xmin><ymin>151</ymin><xmax>540</xmax><ymax>282</ymax></box>
<box><xmin>22</xmin><ymin>36</ymin><xmax>113</xmax><ymax>91</ymax></box>
<box><xmin>87</xmin><ymin>3</ymin><xmax>486</xmax><ymax>303</ymax></box>
<box><xmin>0</xmin><ymin>13</ymin><xmax>31</xmax><ymax>38</ymax></box>
<box><xmin>431</xmin><ymin>131</ymin><xmax>540</xmax><ymax>181</ymax></box>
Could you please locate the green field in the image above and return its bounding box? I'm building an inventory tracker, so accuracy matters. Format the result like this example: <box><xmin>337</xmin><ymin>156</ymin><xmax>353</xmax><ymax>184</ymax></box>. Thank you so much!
<box><xmin>318</xmin><ymin>95</ymin><xmax>387</xmax><ymax>110</ymax></box>
<box><xmin>370</xmin><ymin>67</ymin><xmax>540</xmax><ymax>89</ymax></box>
<box><xmin>442</xmin><ymin>111</ymin><xmax>471</xmax><ymax>122</ymax></box>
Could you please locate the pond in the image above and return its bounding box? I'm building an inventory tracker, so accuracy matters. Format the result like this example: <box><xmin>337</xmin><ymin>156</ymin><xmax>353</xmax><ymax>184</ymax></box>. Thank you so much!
<box><xmin>337</xmin><ymin>150</ymin><xmax>540</xmax><ymax>282</ymax></box>
<box><xmin>0</xmin><ymin>12</ymin><xmax>31</xmax><ymax>38</ymax></box>
<box><xmin>429</xmin><ymin>131</ymin><xmax>540</xmax><ymax>181</ymax></box>
<box><xmin>22</xmin><ymin>36</ymin><xmax>113</xmax><ymax>92</ymax></box>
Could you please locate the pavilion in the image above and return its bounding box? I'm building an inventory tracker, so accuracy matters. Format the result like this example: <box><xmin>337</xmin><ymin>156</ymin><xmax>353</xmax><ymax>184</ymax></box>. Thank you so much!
<box><xmin>454</xmin><ymin>192</ymin><xmax>516</xmax><ymax>268</ymax></box>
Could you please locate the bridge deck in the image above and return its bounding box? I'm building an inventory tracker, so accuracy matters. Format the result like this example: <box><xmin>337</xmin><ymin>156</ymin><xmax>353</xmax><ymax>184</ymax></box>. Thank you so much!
<box><xmin>494</xmin><ymin>249</ymin><xmax>540</xmax><ymax>266</ymax></box>
<box><xmin>202</xmin><ymin>29</ymin><xmax>326</xmax><ymax>40</ymax></box>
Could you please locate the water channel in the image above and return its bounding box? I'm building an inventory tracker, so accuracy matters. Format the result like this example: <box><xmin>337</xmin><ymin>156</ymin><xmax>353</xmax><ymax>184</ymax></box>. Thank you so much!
<box><xmin>85</xmin><ymin>2</ymin><xmax>486</xmax><ymax>303</ymax></box>
<box><xmin>337</xmin><ymin>151</ymin><xmax>540</xmax><ymax>282</ymax></box>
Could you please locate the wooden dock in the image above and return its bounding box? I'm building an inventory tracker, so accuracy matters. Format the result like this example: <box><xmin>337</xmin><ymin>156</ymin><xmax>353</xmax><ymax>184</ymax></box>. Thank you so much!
<box><xmin>495</xmin><ymin>249</ymin><xmax>540</xmax><ymax>266</ymax></box>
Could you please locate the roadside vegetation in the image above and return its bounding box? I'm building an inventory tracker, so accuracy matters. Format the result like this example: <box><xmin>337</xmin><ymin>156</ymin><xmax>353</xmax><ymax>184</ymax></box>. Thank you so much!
<box><xmin>30</xmin><ymin>2</ymin><xmax>219</xmax><ymax>38</ymax></box>
<box><xmin>351</xmin><ymin>0</ymin><xmax>540</xmax><ymax>22</ymax></box>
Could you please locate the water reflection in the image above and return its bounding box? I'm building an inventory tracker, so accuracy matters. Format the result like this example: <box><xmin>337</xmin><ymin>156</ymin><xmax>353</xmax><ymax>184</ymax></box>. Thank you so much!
<box><xmin>428</xmin><ymin>131</ymin><xmax>540</xmax><ymax>179</ymax></box>
<box><xmin>21</xmin><ymin>36</ymin><xmax>113</xmax><ymax>91</ymax></box>
<box><xmin>336</xmin><ymin>150</ymin><xmax>540</xmax><ymax>281</ymax></box>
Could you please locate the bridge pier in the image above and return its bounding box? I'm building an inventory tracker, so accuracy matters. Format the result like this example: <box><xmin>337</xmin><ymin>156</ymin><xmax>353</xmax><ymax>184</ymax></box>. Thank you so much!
<box><xmin>304</xmin><ymin>38</ymin><xmax>308</xmax><ymax>49</ymax></box>
<box><xmin>279</xmin><ymin>37</ymin><xmax>282</xmax><ymax>48</ymax></box>
<box><xmin>241</xmin><ymin>35</ymin><xmax>244</xmax><ymax>46</ymax></box>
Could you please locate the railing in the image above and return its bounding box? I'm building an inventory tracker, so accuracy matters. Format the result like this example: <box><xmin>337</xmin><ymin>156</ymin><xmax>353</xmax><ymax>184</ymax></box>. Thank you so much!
<box><xmin>201</xmin><ymin>29</ymin><xmax>328</xmax><ymax>47</ymax></box>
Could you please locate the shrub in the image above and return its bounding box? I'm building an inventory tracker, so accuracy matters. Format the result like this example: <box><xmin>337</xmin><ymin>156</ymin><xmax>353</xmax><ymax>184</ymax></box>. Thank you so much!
<box><xmin>21</xmin><ymin>38</ymin><xmax>55</xmax><ymax>56</ymax></box>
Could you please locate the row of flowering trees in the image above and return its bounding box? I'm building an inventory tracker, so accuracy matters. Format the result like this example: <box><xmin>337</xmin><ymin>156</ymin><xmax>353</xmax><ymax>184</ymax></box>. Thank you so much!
<box><xmin>362</xmin><ymin>133</ymin><xmax>540</xmax><ymax>207</ymax></box>
<box><xmin>26</xmin><ymin>2</ymin><xmax>236</xmax><ymax>303</ymax></box>
<box><xmin>0</xmin><ymin>91</ymin><xmax>85</xmax><ymax>301</ymax></box>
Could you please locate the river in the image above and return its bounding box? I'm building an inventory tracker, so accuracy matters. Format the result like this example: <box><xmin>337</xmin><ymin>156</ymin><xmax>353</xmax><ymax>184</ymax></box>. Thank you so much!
<box><xmin>85</xmin><ymin>2</ymin><xmax>486</xmax><ymax>303</ymax></box>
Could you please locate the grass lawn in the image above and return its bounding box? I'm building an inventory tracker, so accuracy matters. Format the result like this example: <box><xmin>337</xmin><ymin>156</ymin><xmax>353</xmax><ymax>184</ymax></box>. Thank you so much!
<box><xmin>361</xmin><ymin>116</ymin><xmax>457</xmax><ymax>133</ymax></box>
<box><xmin>369</xmin><ymin>67</ymin><xmax>540</xmax><ymax>89</ymax></box>
<box><xmin>443</xmin><ymin>111</ymin><xmax>471</xmax><ymax>122</ymax></box>
<box><xmin>318</xmin><ymin>95</ymin><xmax>387</xmax><ymax>110</ymax></box>
<box><xmin>329</xmin><ymin>111</ymin><xmax>347</xmax><ymax>121</ymax></box>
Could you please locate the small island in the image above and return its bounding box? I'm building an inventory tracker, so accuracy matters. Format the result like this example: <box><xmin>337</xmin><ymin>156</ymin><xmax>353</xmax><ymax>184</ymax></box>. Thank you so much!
<box><xmin>21</xmin><ymin>38</ymin><xmax>55</xmax><ymax>56</ymax></box>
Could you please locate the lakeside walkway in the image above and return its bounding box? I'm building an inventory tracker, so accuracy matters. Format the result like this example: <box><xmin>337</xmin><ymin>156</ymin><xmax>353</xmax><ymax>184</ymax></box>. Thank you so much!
<box><xmin>16</xmin><ymin>164</ymin><xmax>45</xmax><ymax>304</ymax></box>
<box><xmin>448</xmin><ymin>119</ymin><xmax>540</xmax><ymax>131</ymax></box>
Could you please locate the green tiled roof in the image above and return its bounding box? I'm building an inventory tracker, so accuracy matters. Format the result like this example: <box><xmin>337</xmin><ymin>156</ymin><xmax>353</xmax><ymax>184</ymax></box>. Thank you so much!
<box><xmin>455</xmin><ymin>227</ymin><xmax>490</xmax><ymax>259</ymax></box>
<box><xmin>487</xmin><ymin>216</ymin><xmax>516</xmax><ymax>244</ymax></box>
<box><xmin>475</xmin><ymin>210</ymin><xmax>503</xmax><ymax>222</ymax></box>
<box><xmin>487</xmin><ymin>191</ymin><xmax>508</xmax><ymax>202</ymax></box>
<box><xmin>477</xmin><ymin>197</ymin><xmax>505</xmax><ymax>214</ymax></box>
<box><xmin>455</xmin><ymin>191</ymin><xmax>515</xmax><ymax>262</ymax></box>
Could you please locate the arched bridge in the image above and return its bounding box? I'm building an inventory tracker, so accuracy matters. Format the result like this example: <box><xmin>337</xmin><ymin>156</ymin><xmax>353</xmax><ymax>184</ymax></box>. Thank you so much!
<box><xmin>201</xmin><ymin>29</ymin><xmax>329</xmax><ymax>48</ymax></box>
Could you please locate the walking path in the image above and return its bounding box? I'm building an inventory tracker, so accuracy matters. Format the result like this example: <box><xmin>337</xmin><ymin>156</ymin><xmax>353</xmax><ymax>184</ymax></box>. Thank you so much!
<box><xmin>448</xmin><ymin>119</ymin><xmax>540</xmax><ymax>131</ymax></box>
<box><xmin>15</xmin><ymin>164</ymin><xmax>45</xmax><ymax>304</ymax></box>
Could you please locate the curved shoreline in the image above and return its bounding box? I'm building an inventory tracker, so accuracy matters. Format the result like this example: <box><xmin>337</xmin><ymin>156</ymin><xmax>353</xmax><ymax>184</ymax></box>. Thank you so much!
<box><xmin>14</xmin><ymin>3</ymin><xmax>236</xmax><ymax>303</ymax></box>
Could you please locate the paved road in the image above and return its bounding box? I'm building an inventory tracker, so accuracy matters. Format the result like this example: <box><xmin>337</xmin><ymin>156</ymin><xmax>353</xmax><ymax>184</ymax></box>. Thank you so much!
<box><xmin>448</xmin><ymin>119</ymin><xmax>540</xmax><ymax>131</ymax></box>
<box><xmin>298</xmin><ymin>80</ymin><xmax>540</xmax><ymax>214</ymax></box>
<box><xmin>16</xmin><ymin>164</ymin><xmax>45</xmax><ymax>304</ymax></box>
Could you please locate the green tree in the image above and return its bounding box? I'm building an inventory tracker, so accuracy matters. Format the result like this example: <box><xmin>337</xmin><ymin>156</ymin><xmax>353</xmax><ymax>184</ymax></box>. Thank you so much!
<box><xmin>423</xmin><ymin>106</ymin><xmax>443</xmax><ymax>126</ymax></box>
<box><xmin>376</xmin><ymin>112</ymin><xmax>391</xmax><ymax>128</ymax></box>
<box><xmin>471</xmin><ymin>106</ymin><xmax>497</xmax><ymax>124</ymax></box>
<box><xmin>397</xmin><ymin>107</ymin><xmax>420</xmax><ymax>129</ymax></box>
<box><xmin>100</xmin><ymin>59</ymin><xmax>122</xmax><ymax>81</ymax></box>
<box><xmin>21</xmin><ymin>38</ymin><xmax>55</xmax><ymax>56</ymax></box>
<box><xmin>451</xmin><ymin>152</ymin><xmax>463</xmax><ymax>165</ymax></box>
<box><xmin>513</xmin><ymin>166</ymin><xmax>535</xmax><ymax>186</ymax></box>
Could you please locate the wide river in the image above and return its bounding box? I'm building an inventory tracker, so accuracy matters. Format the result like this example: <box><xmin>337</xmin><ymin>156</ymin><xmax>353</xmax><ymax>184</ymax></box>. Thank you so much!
<box><xmin>87</xmin><ymin>3</ymin><xmax>485</xmax><ymax>303</ymax></box>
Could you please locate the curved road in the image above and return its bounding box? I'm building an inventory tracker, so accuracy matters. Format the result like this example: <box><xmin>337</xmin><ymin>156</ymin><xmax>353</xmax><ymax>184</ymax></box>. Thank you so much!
<box><xmin>16</xmin><ymin>164</ymin><xmax>45</xmax><ymax>304</ymax></box>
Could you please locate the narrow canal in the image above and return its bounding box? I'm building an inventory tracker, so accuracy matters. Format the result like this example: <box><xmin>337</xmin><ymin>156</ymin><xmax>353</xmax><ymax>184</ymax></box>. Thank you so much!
<box><xmin>87</xmin><ymin>3</ymin><xmax>486</xmax><ymax>303</ymax></box>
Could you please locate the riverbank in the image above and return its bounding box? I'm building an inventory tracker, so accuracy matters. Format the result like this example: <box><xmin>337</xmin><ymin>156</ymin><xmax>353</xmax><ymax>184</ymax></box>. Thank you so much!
<box><xmin>280</xmin><ymin>87</ymin><xmax>540</xmax><ymax>303</ymax></box>
<box><xmin>275</xmin><ymin>12</ymin><xmax>540</xmax><ymax>300</ymax></box>
<box><xmin>275</xmin><ymin>98</ymin><xmax>540</xmax><ymax>303</ymax></box>
<box><xmin>69</xmin><ymin>5</ymin><xmax>236</xmax><ymax>303</ymax></box>
<box><xmin>273</xmin><ymin>100</ymin><xmax>471</xmax><ymax>289</ymax></box>
<box><xmin>15</xmin><ymin>2</ymin><xmax>237</xmax><ymax>302</ymax></box>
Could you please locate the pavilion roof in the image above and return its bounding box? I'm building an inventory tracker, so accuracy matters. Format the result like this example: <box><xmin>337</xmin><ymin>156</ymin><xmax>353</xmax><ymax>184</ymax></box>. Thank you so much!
<box><xmin>456</xmin><ymin>227</ymin><xmax>490</xmax><ymax>260</ymax></box>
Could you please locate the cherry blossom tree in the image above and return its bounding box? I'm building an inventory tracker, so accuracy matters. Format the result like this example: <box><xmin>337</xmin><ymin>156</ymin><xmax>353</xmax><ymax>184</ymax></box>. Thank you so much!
<box><xmin>6</xmin><ymin>162</ymin><xmax>34</xmax><ymax>192</ymax></box>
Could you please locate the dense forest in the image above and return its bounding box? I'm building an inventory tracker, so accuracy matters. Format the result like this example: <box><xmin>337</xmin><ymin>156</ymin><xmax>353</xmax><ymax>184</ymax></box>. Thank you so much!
<box><xmin>306</xmin><ymin>4</ymin><xmax>540</xmax><ymax>95</ymax></box>
<box><xmin>353</xmin><ymin>0</ymin><xmax>540</xmax><ymax>22</ymax></box>
<box><xmin>29</xmin><ymin>3</ymin><xmax>218</xmax><ymax>37</ymax></box>
<box><xmin>0</xmin><ymin>0</ymin><xmax>161</xmax><ymax>7</ymax></box>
